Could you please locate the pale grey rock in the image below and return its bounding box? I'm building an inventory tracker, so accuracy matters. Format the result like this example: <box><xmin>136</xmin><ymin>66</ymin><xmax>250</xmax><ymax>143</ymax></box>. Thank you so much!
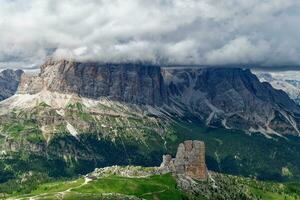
<box><xmin>17</xmin><ymin>74</ymin><xmax>43</xmax><ymax>94</ymax></box>
<box><xmin>89</xmin><ymin>165</ymin><xmax>164</xmax><ymax>178</ymax></box>
<box><xmin>159</xmin><ymin>154</ymin><xmax>175</xmax><ymax>174</ymax></box>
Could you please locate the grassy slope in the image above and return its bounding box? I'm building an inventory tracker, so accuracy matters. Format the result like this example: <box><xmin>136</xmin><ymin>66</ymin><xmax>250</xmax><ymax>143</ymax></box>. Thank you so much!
<box><xmin>73</xmin><ymin>174</ymin><xmax>184</xmax><ymax>200</ymax></box>
<box><xmin>6</xmin><ymin>172</ymin><xmax>300</xmax><ymax>200</ymax></box>
<box><xmin>250</xmin><ymin>188</ymin><xmax>295</xmax><ymax>200</ymax></box>
<box><xmin>7</xmin><ymin>174</ymin><xmax>186</xmax><ymax>200</ymax></box>
<box><xmin>249</xmin><ymin>182</ymin><xmax>300</xmax><ymax>200</ymax></box>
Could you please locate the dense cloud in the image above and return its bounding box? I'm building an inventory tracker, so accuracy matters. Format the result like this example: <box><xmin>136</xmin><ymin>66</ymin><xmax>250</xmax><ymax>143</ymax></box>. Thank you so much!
<box><xmin>0</xmin><ymin>0</ymin><xmax>300</xmax><ymax>70</ymax></box>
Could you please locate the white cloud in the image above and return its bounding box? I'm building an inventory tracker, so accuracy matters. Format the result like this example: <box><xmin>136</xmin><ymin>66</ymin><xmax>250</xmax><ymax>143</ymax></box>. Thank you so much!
<box><xmin>0</xmin><ymin>0</ymin><xmax>300</xmax><ymax>70</ymax></box>
<box><xmin>205</xmin><ymin>37</ymin><xmax>271</xmax><ymax>65</ymax></box>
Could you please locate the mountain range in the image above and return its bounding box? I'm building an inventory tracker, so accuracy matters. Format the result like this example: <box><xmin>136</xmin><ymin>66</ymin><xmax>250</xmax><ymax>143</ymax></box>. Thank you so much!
<box><xmin>1</xmin><ymin>59</ymin><xmax>300</xmax><ymax>198</ymax></box>
<box><xmin>3</xmin><ymin>59</ymin><xmax>300</xmax><ymax>136</ymax></box>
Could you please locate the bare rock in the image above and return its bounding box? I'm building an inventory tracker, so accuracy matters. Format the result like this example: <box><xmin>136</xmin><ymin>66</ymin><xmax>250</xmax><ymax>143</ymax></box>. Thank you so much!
<box><xmin>160</xmin><ymin>140</ymin><xmax>208</xmax><ymax>180</ymax></box>
<box><xmin>18</xmin><ymin>58</ymin><xmax>167</xmax><ymax>106</ymax></box>
<box><xmin>17</xmin><ymin>74</ymin><xmax>43</xmax><ymax>94</ymax></box>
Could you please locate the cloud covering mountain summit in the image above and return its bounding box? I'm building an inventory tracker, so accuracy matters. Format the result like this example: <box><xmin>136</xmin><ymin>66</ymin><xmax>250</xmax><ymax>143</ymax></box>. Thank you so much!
<box><xmin>1</xmin><ymin>0</ymin><xmax>300</xmax><ymax>70</ymax></box>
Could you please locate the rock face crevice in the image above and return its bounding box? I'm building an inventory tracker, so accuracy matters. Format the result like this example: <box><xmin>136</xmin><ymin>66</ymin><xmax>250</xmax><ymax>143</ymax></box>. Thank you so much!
<box><xmin>160</xmin><ymin>140</ymin><xmax>208</xmax><ymax>180</ymax></box>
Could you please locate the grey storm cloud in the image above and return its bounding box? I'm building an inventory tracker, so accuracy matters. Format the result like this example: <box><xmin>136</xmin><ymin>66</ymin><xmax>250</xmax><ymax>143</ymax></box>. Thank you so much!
<box><xmin>0</xmin><ymin>0</ymin><xmax>300</xmax><ymax>70</ymax></box>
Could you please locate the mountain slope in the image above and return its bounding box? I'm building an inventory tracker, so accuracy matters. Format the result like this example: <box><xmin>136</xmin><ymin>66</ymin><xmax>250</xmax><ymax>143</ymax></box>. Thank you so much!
<box><xmin>164</xmin><ymin>68</ymin><xmax>300</xmax><ymax>136</ymax></box>
<box><xmin>0</xmin><ymin>69</ymin><xmax>23</xmax><ymax>101</ymax></box>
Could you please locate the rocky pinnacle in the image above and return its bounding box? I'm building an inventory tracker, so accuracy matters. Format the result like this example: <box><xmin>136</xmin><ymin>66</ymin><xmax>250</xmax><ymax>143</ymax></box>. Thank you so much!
<box><xmin>160</xmin><ymin>140</ymin><xmax>208</xmax><ymax>180</ymax></box>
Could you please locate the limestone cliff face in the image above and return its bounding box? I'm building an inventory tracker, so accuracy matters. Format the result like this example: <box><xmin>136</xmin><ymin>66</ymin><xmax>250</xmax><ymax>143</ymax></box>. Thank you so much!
<box><xmin>160</xmin><ymin>140</ymin><xmax>207</xmax><ymax>180</ymax></box>
<box><xmin>0</xmin><ymin>69</ymin><xmax>23</xmax><ymax>101</ymax></box>
<box><xmin>18</xmin><ymin>59</ymin><xmax>167</xmax><ymax>106</ymax></box>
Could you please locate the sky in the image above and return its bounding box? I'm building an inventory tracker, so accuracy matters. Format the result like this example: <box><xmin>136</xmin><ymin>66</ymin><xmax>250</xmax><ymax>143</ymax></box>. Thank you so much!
<box><xmin>0</xmin><ymin>0</ymin><xmax>300</xmax><ymax>71</ymax></box>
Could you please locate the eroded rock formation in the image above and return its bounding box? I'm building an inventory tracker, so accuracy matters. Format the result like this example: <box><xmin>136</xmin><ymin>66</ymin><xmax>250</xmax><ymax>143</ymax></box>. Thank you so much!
<box><xmin>160</xmin><ymin>140</ymin><xmax>207</xmax><ymax>180</ymax></box>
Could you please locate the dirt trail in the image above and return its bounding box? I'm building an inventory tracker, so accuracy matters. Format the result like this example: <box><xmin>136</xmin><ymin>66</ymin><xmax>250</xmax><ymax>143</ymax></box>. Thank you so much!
<box><xmin>9</xmin><ymin>177</ymin><xmax>91</xmax><ymax>200</ymax></box>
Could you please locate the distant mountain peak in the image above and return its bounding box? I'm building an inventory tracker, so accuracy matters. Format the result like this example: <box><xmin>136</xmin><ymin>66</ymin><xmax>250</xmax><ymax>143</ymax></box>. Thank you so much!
<box><xmin>0</xmin><ymin>69</ymin><xmax>24</xmax><ymax>101</ymax></box>
<box><xmin>256</xmin><ymin>71</ymin><xmax>300</xmax><ymax>105</ymax></box>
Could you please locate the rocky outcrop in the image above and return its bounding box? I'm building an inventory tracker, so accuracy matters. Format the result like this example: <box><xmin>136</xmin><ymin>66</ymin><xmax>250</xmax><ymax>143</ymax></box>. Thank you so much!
<box><xmin>160</xmin><ymin>140</ymin><xmax>207</xmax><ymax>180</ymax></box>
<box><xmin>89</xmin><ymin>140</ymin><xmax>208</xmax><ymax>180</ymax></box>
<box><xmin>0</xmin><ymin>69</ymin><xmax>23</xmax><ymax>101</ymax></box>
<box><xmin>18</xmin><ymin>59</ymin><xmax>167</xmax><ymax>106</ymax></box>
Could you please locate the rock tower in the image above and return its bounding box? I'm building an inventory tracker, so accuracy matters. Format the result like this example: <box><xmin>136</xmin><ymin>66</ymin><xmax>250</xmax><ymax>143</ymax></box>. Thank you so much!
<box><xmin>160</xmin><ymin>140</ymin><xmax>207</xmax><ymax>180</ymax></box>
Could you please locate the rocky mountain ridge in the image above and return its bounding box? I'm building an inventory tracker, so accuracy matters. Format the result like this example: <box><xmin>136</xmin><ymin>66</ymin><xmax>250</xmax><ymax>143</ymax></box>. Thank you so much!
<box><xmin>164</xmin><ymin>67</ymin><xmax>300</xmax><ymax>136</ymax></box>
<box><xmin>2</xmin><ymin>59</ymin><xmax>300</xmax><ymax>136</ymax></box>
